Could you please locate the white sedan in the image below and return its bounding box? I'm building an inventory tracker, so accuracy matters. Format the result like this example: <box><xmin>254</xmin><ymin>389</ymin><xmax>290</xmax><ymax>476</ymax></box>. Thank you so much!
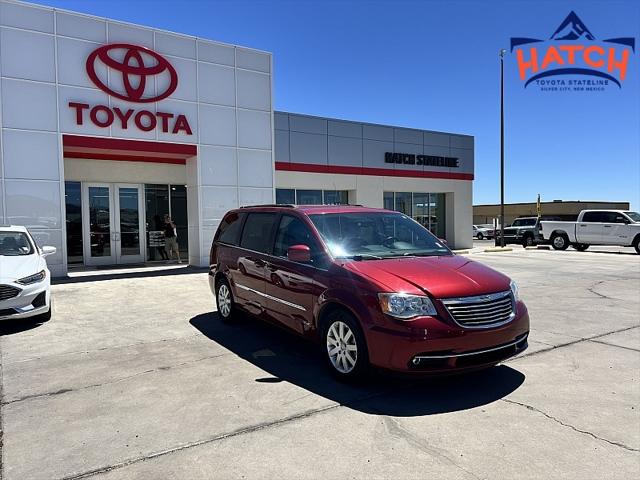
<box><xmin>0</xmin><ymin>226</ymin><xmax>56</xmax><ymax>322</ymax></box>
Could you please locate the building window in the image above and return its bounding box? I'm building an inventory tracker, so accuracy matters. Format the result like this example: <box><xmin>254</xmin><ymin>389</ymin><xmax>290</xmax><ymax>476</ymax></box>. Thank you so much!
<box><xmin>64</xmin><ymin>181</ymin><xmax>83</xmax><ymax>264</ymax></box>
<box><xmin>275</xmin><ymin>189</ymin><xmax>350</xmax><ymax>205</ymax></box>
<box><xmin>384</xmin><ymin>191</ymin><xmax>447</xmax><ymax>238</ymax></box>
<box><xmin>144</xmin><ymin>184</ymin><xmax>188</xmax><ymax>261</ymax></box>
<box><xmin>296</xmin><ymin>190</ymin><xmax>322</xmax><ymax>205</ymax></box>
<box><xmin>383</xmin><ymin>191</ymin><xmax>394</xmax><ymax>211</ymax></box>
<box><xmin>276</xmin><ymin>189</ymin><xmax>295</xmax><ymax>205</ymax></box>
<box><xmin>323</xmin><ymin>190</ymin><xmax>349</xmax><ymax>205</ymax></box>
<box><xmin>394</xmin><ymin>192</ymin><xmax>412</xmax><ymax>216</ymax></box>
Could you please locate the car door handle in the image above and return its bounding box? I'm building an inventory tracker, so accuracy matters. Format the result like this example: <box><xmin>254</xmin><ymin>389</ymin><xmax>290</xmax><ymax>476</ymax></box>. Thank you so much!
<box><xmin>579</xmin><ymin>224</ymin><xmax>587</xmax><ymax>227</ymax></box>
<box><xmin>604</xmin><ymin>225</ymin><xmax>612</xmax><ymax>228</ymax></box>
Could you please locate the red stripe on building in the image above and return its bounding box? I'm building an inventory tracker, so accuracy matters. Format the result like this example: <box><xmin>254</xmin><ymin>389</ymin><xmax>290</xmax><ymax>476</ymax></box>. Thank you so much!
<box><xmin>275</xmin><ymin>162</ymin><xmax>474</xmax><ymax>180</ymax></box>
<box><xmin>63</xmin><ymin>151</ymin><xmax>187</xmax><ymax>165</ymax></box>
<box><xmin>62</xmin><ymin>135</ymin><xmax>197</xmax><ymax>163</ymax></box>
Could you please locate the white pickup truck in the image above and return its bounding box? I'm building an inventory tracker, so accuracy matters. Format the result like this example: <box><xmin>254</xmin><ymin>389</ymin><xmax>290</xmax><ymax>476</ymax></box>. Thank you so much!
<box><xmin>540</xmin><ymin>210</ymin><xmax>640</xmax><ymax>253</ymax></box>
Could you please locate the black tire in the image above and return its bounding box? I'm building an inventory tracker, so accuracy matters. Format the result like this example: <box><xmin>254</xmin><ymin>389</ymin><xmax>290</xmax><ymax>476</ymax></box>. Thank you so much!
<box><xmin>522</xmin><ymin>235</ymin><xmax>535</xmax><ymax>248</ymax></box>
<box><xmin>215</xmin><ymin>277</ymin><xmax>236</xmax><ymax>322</ymax></box>
<box><xmin>573</xmin><ymin>244</ymin><xmax>590</xmax><ymax>252</ymax></box>
<box><xmin>321</xmin><ymin>309</ymin><xmax>369</xmax><ymax>381</ymax></box>
<box><xmin>550</xmin><ymin>233</ymin><xmax>569</xmax><ymax>250</ymax></box>
<box><xmin>633</xmin><ymin>236</ymin><xmax>640</xmax><ymax>255</ymax></box>
<box><xmin>477</xmin><ymin>233</ymin><xmax>484</xmax><ymax>240</ymax></box>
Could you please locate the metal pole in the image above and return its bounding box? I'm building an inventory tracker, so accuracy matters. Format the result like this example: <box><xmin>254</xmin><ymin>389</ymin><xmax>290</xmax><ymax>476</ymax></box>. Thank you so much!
<box><xmin>500</xmin><ymin>49</ymin><xmax>506</xmax><ymax>248</ymax></box>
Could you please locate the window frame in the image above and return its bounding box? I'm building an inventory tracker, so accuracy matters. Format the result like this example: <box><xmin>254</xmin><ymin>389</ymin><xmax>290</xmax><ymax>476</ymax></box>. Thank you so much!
<box><xmin>582</xmin><ymin>212</ymin><xmax>606</xmax><ymax>223</ymax></box>
<box><xmin>238</xmin><ymin>211</ymin><xmax>279</xmax><ymax>255</ymax></box>
<box><xmin>215</xmin><ymin>211</ymin><xmax>247</xmax><ymax>246</ymax></box>
<box><xmin>273</xmin><ymin>213</ymin><xmax>330</xmax><ymax>268</ymax></box>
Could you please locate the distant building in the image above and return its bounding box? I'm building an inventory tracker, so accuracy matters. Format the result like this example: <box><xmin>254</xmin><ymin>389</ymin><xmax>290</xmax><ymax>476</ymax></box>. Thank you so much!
<box><xmin>473</xmin><ymin>200</ymin><xmax>630</xmax><ymax>225</ymax></box>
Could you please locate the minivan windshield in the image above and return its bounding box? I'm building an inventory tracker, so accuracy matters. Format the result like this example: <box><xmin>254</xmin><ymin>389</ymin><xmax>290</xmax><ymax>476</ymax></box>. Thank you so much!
<box><xmin>0</xmin><ymin>232</ymin><xmax>34</xmax><ymax>256</ymax></box>
<box><xmin>309</xmin><ymin>212</ymin><xmax>451</xmax><ymax>259</ymax></box>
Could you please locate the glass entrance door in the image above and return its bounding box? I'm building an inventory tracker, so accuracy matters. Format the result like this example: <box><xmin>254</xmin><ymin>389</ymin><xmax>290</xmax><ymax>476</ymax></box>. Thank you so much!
<box><xmin>115</xmin><ymin>184</ymin><xmax>144</xmax><ymax>263</ymax></box>
<box><xmin>82</xmin><ymin>183</ymin><xmax>145</xmax><ymax>266</ymax></box>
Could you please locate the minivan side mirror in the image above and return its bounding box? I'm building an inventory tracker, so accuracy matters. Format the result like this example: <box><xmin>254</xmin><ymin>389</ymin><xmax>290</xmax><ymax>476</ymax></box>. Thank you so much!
<box><xmin>41</xmin><ymin>246</ymin><xmax>57</xmax><ymax>257</ymax></box>
<box><xmin>287</xmin><ymin>244</ymin><xmax>311</xmax><ymax>263</ymax></box>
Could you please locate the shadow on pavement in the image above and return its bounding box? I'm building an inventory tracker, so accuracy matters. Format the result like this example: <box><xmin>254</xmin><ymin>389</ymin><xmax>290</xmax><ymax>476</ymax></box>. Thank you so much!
<box><xmin>0</xmin><ymin>318</ymin><xmax>44</xmax><ymax>336</ymax></box>
<box><xmin>190</xmin><ymin>312</ymin><xmax>525</xmax><ymax>417</ymax></box>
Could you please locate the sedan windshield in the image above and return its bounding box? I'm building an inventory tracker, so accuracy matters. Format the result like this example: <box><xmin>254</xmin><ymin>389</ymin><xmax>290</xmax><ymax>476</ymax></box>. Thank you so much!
<box><xmin>0</xmin><ymin>232</ymin><xmax>34</xmax><ymax>256</ymax></box>
<box><xmin>624</xmin><ymin>211</ymin><xmax>640</xmax><ymax>222</ymax></box>
<box><xmin>309</xmin><ymin>212</ymin><xmax>451</xmax><ymax>259</ymax></box>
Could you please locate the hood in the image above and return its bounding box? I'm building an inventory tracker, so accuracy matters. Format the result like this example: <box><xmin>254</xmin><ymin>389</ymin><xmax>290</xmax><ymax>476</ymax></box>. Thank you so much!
<box><xmin>0</xmin><ymin>254</ymin><xmax>44</xmax><ymax>283</ymax></box>
<box><xmin>343</xmin><ymin>255</ymin><xmax>511</xmax><ymax>299</ymax></box>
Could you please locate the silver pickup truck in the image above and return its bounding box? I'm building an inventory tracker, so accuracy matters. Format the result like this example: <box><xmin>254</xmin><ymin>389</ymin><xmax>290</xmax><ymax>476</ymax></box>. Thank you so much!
<box><xmin>540</xmin><ymin>210</ymin><xmax>640</xmax><ymax>253</ymax></box>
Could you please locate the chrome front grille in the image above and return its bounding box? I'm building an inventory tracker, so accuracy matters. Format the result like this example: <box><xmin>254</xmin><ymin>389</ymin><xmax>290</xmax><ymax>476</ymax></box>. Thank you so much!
<box><xmin>0</xmin><ymin>285</ymin><xmax>21</xmax><ymax>301</ymax></box>
<box><xmin>442</xmin><ymin>290</ymin><xmax>514</xmax><ymax>328</ymax></box>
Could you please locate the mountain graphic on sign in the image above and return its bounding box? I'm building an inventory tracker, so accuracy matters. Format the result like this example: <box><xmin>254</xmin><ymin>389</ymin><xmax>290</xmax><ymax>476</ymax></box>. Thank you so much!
<box><xmin>550</xmin><ymin>11</ymin><xmax>595</xmax><ymax>40</ymax></box>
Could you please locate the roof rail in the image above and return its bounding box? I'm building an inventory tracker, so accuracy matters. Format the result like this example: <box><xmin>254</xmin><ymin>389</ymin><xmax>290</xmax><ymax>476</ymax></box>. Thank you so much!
<box><xmin>238</xmin><ymin>203</ymin><xmax>366</xmax><ymax>209</ymax></box>
<box><xmin>239</xmin><ymin>204</ymin><xmax>295</xmax><ymax>209</ymax></box>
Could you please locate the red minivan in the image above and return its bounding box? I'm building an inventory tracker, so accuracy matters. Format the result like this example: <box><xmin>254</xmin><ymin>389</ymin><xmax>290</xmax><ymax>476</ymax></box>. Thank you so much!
<box><xmin>209</xmin><ymin>205</ymin><xmax>529</xmax><ymax>380</ymax></box>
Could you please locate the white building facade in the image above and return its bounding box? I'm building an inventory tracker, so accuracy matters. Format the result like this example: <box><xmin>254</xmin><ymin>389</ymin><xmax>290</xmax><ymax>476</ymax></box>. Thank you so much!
<box><xmin>0</xmin><ymin>0</ymin><xmax>473</xmax><ymax>277</ymax></box>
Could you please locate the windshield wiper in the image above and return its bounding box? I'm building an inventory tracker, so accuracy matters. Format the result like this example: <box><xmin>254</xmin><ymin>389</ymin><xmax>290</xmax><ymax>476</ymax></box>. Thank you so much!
<box><xmin>386</xmin><ymin>252</ymin><xmax>445</xmax><ymax>258</ymax></box>
<box><xmin>336</xmin><ymin>254</ymin><xmax>383</xmax><ymax>261</ymax></box>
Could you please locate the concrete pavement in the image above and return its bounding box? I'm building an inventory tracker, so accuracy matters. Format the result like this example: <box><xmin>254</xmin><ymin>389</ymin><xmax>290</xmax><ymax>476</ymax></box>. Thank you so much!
<box><xmin>0</xmin><ymin>248</ymin><xmax>638</xmax><ymax>479</ymax></box>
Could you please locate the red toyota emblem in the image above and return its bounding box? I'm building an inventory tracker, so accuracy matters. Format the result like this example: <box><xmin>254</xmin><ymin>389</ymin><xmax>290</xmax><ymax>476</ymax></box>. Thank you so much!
<box><xmin>86</xmin><ymin>44</ymin><xmax>178</xmax><ymax>103</ymax></box>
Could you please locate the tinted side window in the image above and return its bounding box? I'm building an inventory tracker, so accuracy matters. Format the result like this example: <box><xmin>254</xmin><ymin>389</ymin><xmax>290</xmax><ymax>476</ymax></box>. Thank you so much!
<box><xmin>582</xmin><ymin>212</ymin><xmax>605</xmax><ymax>222</ymax></box>
<box><xmin>604</xmin><ymin>212</ymin><xmax>628</xmax><ymax>223</ymax></box>
<box><xmin>216</xmin><ymin>212</ymin><xmax>245</xmax><ymax>245</ymax></box>
<box><xmin>273</xmin><ymin>215</ymin><xmax>319</xmax><ymax>258</ymax></box>
<box><xmin>240</xmin><ymin>213</ymin><xmax>277</xmax><ymax>253</ymax></box>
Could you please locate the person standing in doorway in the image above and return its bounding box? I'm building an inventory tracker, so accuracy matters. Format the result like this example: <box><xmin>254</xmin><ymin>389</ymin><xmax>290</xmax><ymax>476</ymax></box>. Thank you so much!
<box><xmin>164</xmin><ymin>214</ymin><xmax>181</xmax><ymax>263</ymax></box>
<box><xmin>154</xmin><ymin>214</ymin><xmax>169</xmax><ymax>260</ymax></box>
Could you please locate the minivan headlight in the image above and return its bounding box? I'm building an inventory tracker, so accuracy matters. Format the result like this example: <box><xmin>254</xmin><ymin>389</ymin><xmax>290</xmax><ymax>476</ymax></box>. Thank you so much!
<box><xmin>510</xmin><ymin>280</ymin><xmax>520</xmax><ymax>301</ymax></box>
<box><xmin>17</xmin><ymin>270</ymin><xmax>46</xmax><ymax>285</ymax></box>
<box><xmin>378</xmin><ymin>293</ymin><xmax>437</xmax><ymax>319</ymax></box>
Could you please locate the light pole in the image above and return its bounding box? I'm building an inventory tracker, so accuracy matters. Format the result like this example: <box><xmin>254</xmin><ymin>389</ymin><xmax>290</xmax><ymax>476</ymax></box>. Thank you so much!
<box><xmin>499</xmin><ymin>48</ymin><xmax>506</xmax><ymax>248</ymax></box>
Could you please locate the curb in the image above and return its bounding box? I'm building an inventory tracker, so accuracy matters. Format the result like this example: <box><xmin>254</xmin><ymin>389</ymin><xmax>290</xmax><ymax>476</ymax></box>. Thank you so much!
<box><xmin>452</xmin><ymin>250</ymin><xmax>470</xmax><ymax>255</ymax></box>
<box><xmin>483</xmin><ymin>247</ymin><xmax>513</xmax><ymax>253</ymax></box>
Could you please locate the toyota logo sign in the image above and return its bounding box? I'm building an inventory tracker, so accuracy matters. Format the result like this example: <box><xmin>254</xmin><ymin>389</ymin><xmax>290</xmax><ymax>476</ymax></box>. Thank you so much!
<box><xmin>70</xmin><ymin>43</ymin><xmax>192</xmax><ymax>135</ymax></box>
<box><xmin>86</xmin><ymin>44</ymin><xmax>178</xmax><ymax>103</ymax></box>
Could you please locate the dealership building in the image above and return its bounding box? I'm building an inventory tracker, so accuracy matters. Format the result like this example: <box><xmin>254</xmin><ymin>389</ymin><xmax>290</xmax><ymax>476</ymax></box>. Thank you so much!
<box><xmin>0</xmin><ymin>0</ymin><xmax>474</xmax><ymax>276</ymax></box>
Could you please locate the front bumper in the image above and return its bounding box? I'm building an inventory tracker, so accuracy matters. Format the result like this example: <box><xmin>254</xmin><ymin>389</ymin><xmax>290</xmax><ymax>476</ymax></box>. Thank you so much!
<box><xmin>0</xmin><ymin>280</ymin><xmax>50</xmax><ymax>321</ymax></box>
<box><xmin>365</xmin><ymin>302</ymin><xmax>530</xmax><ymax>373</ymax></box>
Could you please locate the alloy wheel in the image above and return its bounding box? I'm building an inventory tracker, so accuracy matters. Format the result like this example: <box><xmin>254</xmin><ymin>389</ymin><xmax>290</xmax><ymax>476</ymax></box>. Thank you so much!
<box><xmin>217</xmin><ymin>283</ymin><xmax>232</xmax><ymax>318</ymax></box>
<box><xmin>553</xmin><ymin>236</ymin><xmax>565</xmax><ymax>249</ymax></box>
<box><xmin>326</xmin><ymin>320</ymin><xmax>358</xmax><ymax>373</ymax></box>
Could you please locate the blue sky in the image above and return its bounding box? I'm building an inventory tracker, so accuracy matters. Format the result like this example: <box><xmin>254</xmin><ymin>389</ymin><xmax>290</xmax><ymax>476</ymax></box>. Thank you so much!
<box><xmin>38</xmin><ymin>0</ymin><xmax>640</xmax><ymax>210</ymax></box>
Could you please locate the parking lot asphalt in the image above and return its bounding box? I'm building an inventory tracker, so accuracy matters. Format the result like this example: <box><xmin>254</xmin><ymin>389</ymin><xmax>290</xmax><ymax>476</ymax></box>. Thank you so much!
<box><xmin>0</xmin><ymin>246</ymin><xmax>638</xmax><ymax>480</ymax></box>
